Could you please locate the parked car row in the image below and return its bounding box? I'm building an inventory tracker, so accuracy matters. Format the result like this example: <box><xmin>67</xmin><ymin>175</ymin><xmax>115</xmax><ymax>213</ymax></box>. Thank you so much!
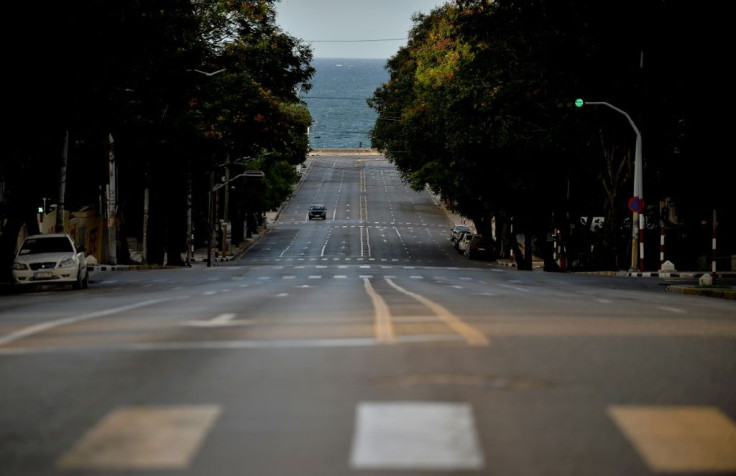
<box><xmin>449</xmin><ymin>225</ymin><xmax>495</xmax><ymax>261</ymax></box>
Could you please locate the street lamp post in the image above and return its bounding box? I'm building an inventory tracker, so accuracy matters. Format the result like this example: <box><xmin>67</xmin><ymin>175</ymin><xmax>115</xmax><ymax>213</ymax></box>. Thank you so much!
<box><xmin>207</xmin><ymin>171</ymin><xmax>215</xmax><ymax>267</ymax></box>
<box><xmin>186</xmin><ymin>168</ymin><xmax>193</xmax><ymax>267</ymax></box>
<box><xmin>187</xmin><ymin>67</ymin><xmax>226</xmax><ymax>267</ymax></box>
<box><xmin>206</xmin><ymin>169</ymin><xmax>264</xmax><ymax>267</ymax></box>
<box><xmin>576</xmin><ymin>99</ymin><xmax>644</xmax><ymax>272</ymax></box>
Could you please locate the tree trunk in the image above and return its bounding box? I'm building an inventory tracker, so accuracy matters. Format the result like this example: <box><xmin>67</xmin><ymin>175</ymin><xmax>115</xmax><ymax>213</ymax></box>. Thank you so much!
<box><xmin>509</xmin><ymin>231</ymin><xmax>534</xmax><ymax>270</ymax></box>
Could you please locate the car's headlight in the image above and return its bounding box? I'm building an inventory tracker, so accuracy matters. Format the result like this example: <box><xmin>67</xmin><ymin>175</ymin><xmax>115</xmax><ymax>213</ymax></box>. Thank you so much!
<box><xmin>59</xmin><ymin>257</ymin><xmax>76</xmax><ymax>268</ymax></box>
<box><xmin>12</xmin><ymin>262</ymin><xmax>28</xmax><ymax>271</ymax></box>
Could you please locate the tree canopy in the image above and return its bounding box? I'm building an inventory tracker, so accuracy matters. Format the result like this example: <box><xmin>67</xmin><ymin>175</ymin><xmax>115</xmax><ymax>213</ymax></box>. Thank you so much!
<box><xmin>370</xmin><ymin>0</ymin><xmax>734</xmax><ymax>271</ymax></box>
<box><xmin>1</xmin><ymin>0</ymin><xmax>314</xmax><ymax>270</ymax></box>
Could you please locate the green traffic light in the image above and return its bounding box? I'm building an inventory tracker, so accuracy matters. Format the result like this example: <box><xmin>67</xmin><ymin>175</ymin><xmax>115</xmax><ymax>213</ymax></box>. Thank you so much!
<box><xmin>574</xmin><ymin>98</ymin><xmax>584</xmax><ymax>108</ymax></box>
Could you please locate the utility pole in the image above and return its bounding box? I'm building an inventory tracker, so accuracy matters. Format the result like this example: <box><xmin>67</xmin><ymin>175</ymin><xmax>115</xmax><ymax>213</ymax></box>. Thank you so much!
<box><xmin>222</xmin><ymin>163</ymin><xmax>230</xmax><ymax>257</ymax></box>
<box><xmin>56</xmin><ymin>130</ymin><xmax>68</xmax><ymax>233</ymax></box>
<box><xmin>207</xmin><ymin>171</ymin><xmax>215</xmax><ymax>267</ymax></box>
<box><xmin>106</xmin><ymin>133</ymin><xmax>118</xmax><ymax>265</ymax></box>
<box><xmin>142</xmin><ymin>170</ymin><xmax>150</xmax><ymax>264</ymax></box>
<box><xmin>186</xmin><ymin>166</ymin><xmax>193</xmax><ymax>267</ymax></box>
<box><xmin>711</xmin><ymin>209</ymin><xmax>718</xmax><ymax>278</ymax></box>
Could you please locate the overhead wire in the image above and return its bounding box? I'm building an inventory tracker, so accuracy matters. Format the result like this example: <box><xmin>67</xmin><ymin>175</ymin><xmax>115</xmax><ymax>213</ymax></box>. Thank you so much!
<box><xmin>304</xmin><ymin>38</ymin><xmax>407</xmax><ymax>43</ymax></box>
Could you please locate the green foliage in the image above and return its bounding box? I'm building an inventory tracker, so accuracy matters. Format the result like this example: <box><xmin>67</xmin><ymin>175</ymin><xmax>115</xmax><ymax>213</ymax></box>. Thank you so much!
<box><xmin>371</xmin><ymin>0</ymin><xmax>736</xmax><ymax>268</ymax></box>
<box><xmin>372</xmin><ymin>2</ymin><xmax>563</xmax><ymax>230</ymax></box>
<box><xmin>1</xmin><ymin>0</ymin><xmax>315</xmax><ymax>266</ymax></box>
<box><xmin>259</xmin><ymin>160</ymin><xmax>300</xmax><ymax>211</ymax></box>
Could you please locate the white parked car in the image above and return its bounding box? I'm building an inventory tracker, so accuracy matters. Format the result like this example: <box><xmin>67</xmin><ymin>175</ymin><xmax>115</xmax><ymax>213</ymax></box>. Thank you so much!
<box><xmin>12</xmin><ymin>234</ymin><xmax>89</xmax><ymax>290</ymax></box>
<box><xmin>457</xmin><ymin>232</ymin><xmax>473</xmax><ymax>254</ymax></box>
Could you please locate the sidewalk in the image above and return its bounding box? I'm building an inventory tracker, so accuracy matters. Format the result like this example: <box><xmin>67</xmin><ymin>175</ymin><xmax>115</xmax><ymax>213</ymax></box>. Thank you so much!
<box><xmin>427</xmin><ymin>191</ymin><xmax>735</xmax><ymax>299</ymax></box>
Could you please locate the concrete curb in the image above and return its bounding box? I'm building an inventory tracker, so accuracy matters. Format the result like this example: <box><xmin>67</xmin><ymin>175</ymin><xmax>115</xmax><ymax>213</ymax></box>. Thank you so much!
<box><xmin>88</xmin><ymin>232</ymin><xmax>267</xmax><ymax>273</ymax></box>
<box><xmin>89</xmin><ymin>264</ymin><xmax>178</xmax><ymax>272</ymax></box>
<box><xmin>665</xmin><ymin>285</ymin><xmax>736</xmax><ymax>299</ymax></box>
<box><xmin>616</xmin><ymin>271</ymin><xmax>701</xmax><ymax>278</ymax></box>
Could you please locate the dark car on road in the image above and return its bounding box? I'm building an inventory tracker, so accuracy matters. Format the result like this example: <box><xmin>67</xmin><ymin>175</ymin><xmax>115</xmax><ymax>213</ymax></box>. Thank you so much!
<box><xmin>465</xmin><ymin>234</ymin><xmax>495</xmax><ymax>260</ymax></box>
<box><xmin>308</xmin><ymin>204</ymin><xmax>327</xmax><ymax>220</ymax></box>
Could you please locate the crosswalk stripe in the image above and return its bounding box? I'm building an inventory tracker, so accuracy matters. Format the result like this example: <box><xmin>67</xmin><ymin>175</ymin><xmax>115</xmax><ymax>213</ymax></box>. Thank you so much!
<box><xmin>350</xmin><ymin>402</ymin><xmax>484</xmax><ymax>470</ymax></box>
<box><xmin>57</xmin><ymin>406</ymin><xmax>221</xmax><ymax>470</ymax></box>
<box><xmin>608</xmin><ymin>406</ymin><xmax>736</xmax><ymax>472</ymax></box>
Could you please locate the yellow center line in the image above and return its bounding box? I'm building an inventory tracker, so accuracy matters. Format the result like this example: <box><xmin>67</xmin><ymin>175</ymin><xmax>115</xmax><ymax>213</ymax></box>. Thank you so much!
<box><xmin>363</xmin><ymin>278</ymin><xmax>395</xmax><ymax>343</ymax></box>
<box><xmin>360</xmin><ymin>195</ymin><xmax>368</xmax><ymax>221</ymax></box>
<box><xmin>384</xmin><ymin>278</ymin><xmax>489</xmax><ymax>346</ymax></box>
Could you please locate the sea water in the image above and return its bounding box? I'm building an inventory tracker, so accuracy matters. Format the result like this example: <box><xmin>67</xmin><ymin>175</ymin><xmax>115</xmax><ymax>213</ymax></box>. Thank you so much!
<box><xmin>302</xmin><ymin>58</ymin><xmax>389</xmax><ymax>149</ymax></box>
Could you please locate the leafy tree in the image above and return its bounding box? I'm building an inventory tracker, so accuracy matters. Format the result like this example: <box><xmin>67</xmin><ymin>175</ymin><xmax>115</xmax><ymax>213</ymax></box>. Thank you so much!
<box><xmin>1</xmin><ymin>0</ymin><xmax>314</xmax><ymax>272</ymax></box>
<box><xmin>372</xmin><ymin>0</ymin><xmax>734</xmax><ymax>271</ymax></box>
<box><xmin>371</xmin><ymin>2</ymin><xmax>576</xmax><ymax>269</ymax></box>
<box><xmin>184</xmin><ymin>0</ymin><xmax>313</xmax><ymax>257</ymax></box>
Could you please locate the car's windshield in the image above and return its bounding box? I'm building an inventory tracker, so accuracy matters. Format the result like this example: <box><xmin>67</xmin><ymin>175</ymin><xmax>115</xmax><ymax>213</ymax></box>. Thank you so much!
<box><xmin>18</xmin><ymin>237</ymin><xmax>73</xmax><ymax>255</ymax></box>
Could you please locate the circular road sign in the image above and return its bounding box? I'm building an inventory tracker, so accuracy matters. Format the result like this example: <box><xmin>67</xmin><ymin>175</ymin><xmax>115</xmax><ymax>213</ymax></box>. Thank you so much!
<box><xmin>628</xmin><ymin>197</ymin><xmax>644</xmax><ymax>213</ymax></box>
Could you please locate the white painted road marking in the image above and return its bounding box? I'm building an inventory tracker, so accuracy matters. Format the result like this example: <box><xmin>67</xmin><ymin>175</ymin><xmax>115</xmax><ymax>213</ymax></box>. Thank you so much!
<box><xmin>350</xmin><ymin>402</ymin><xmax>485</xmax><ymax>470</ymax></box>
<box><xmin>182</xmin><ymin>313</ymin><xmax>251</xmax><ymax>327</ymax></box>
<box><xmin>498</xmin><ymin>283</ymin><xmax>530</xmax><ymax>293</ymax></box>
<box><xmin>0</xmin><ymin>298</ymin><xmax>179</xmax><ymax>348</ymax></box>
<box><xmin>658</xmin><ymin>306</ymin><xmax>687</xmax><ymax>314</ymax></box>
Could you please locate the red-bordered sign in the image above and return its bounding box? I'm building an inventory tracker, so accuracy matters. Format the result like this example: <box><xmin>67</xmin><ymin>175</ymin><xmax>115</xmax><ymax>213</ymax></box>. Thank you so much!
<box><xmin>628</xmin><ymin>197</ymin><xmax>644</xmax><ymax>213</ymax></box>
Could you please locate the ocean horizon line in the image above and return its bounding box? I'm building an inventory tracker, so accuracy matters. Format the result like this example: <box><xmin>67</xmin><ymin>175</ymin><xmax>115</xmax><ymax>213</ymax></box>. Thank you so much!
<box><xmin>312</xmin><ymin>57</ymin><xmax>388</xmax><ymax>61</ymax></box>
<box><xmin>305</xmin><ymin>58</ymin><xmax>388</xmax><ymax>149</ymax></box>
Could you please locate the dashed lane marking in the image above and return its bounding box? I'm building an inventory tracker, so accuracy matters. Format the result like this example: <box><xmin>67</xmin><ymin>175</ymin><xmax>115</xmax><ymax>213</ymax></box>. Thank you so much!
<box><xmin>181</xmin><ymin>313</ymin><xmax>252</xmax><ymax>327</ymax></box>
<box><xmin>657</xmin><ymin>306</ymin><xmax>687</xmax><ymax>314</ymax></box>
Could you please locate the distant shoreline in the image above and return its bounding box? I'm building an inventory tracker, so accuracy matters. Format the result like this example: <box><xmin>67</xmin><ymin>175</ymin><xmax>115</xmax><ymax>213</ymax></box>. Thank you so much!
<box><xmin>309</xmin><ymin>148</ymin><xmax>380</xmax><ymax>156</ymax></box>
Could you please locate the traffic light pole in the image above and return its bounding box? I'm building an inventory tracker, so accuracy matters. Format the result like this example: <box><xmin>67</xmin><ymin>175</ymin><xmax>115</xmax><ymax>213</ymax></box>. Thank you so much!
<box><xmin>577</xmin><ymin>100</ymin><xmax>644</xmax><ymax>272</ymax></box>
